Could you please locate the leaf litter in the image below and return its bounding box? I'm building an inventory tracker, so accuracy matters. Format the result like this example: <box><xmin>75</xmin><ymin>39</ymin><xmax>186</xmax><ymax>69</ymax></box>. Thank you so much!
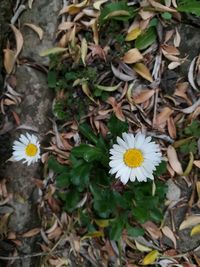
<box><xmin>1</xmin><ymin>0</ymin><xmax>200</xmax><ymax>266</ymax></box>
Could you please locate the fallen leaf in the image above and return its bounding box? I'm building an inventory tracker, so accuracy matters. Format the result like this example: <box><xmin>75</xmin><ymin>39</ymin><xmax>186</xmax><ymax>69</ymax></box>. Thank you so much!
<box><xmin>3</xmin><ymin>49</ymin><xmax>16</xmax><ymax>74</ymax></box>
<box><xmin>181</xmin><ymin>98</ymin><xmax>200</xmax><ymax>114</ymax></box>
<box><xmin>142</xmin><ymin>221</ymin><xmax>161</xmax><ymax>239</ymax></box>
<box><xmin>141</xmin><ymin>250</ymin><xmax>159</xmax><ymax>265</ymax></box>
<box><xmin>81</xmin><ymin>80</ymin><xmax>97</xmax><ymax>104</ymax></box>
<box><xmin>21</xmin><ymin>228</ymin><xmax>41</xmax><ymax>238</ymax></box>
<box><xmin>10</xmin><ymin>24</ymin><xmax>23</xmax><ymax>59</ymax></box>
<box><xmin>167</xmin><ymin>145</ymin><xmax>183</xmax><ymax>175</ymax></box>
<box><xmin>82</xmin><ymin>231</ymin><xmax>104</xmax><ymax>240</ymax></box>
<box><xmin>111</xmin><ymin>64</ymin><xmax>135</xmax><ymax>81</ymax></box>
<box><xmin>179</xmin><ymin>215</ymin><xmax>200</xmax><ymax>230</ymax></box>
<box><xmin>135</xmin><ymin>240</ymin><xmax>152</xmax><ymax>252</ymax></box>
<box><xmin>161</xmin><ymin>226</ymin><xmax>177</xmax><ymax>248</ymax></box>
<box><xmin>81</xmin><ymin>38</ymin><xmax>88</xmax><ymax>66</ymax></box>
<box><xmin>133</xmin><ymin>89</ymin><xmax>156</xmax><ymax>104</ymax></box>
<box><xmin>156</xmin><ymin>107</ymin><xmax>174</xmax><ymax>126</ymax></box>
<box><xmin>58</xmin><ymin>22</ymin><xmax>74</xmax><ymax>31</ymax></box>
<box><xmin>190</xmin><ymin>224</ymin><xmax>200</xmax><ymax>236</ymax></box>
<box><xmin>183</xmin><ymin>152</ymin><xmax>194</xmax><ymax>176</ymax></box>
<box><xmin>24</xmin><ymin>23</ymin><xmax>43</xmax><ymax>40</ymax></box>
<box><xmin>123</xmin><ymin>48</ymin><xmax>143</xmax><ymax>64</ymax></box>
<box><xmin>133</xmin><ymin>63</ymin><xmax>153</xmax><ymax>82</ymax></box>
<box><xmin>59</xmin><ymin>0</ymin><xmax>89</xmax><ymax>15</ymax></box>
<box><xmin>174</xmin><ymin>28</ymin><xmax>181</xmax><ymax>47</ymax></box>
<box><xmin>166</xmin><ymin>179</ymin><xmax>181</xmax><ymax>202</ymax></box>
<box><xmin>28</xmin><ymin>0</ymin><xmax>34</xmax><ymax>9</ymax></box>
<box><xmin>93</xmin><ymin>0</ymin><xmax>108</xmax><ymax>10</ymax></box>
<box><xmin>95</xmin><ymin>219</ymin><xmax>110</xmax><ymax>228</ymax></box>
<box><xmin>39</xmin><ymin>47</ymin><xmax>67</xmax><ymax>57</ymax></box>
<box><xmin>149</xmin><ymin>0</ymin><xmax>177</xmax><ymax>12</ymax></box>
<box><xmin>95</xmin><ymin>82</ymin><xmax>122</xmax><ymax>92</ymax></box>
<box><xmin>194</xmin><ymin>160</ymin><xmax>200</xmax><ymax>169</ymax></box>
<box><xmin>188</xmin><ymin>56</ymin><xmax>199</xmax><ymax>91</ymax></box>
<box><xmin>125</xmin><ymin>28</ymin><xmax>142</xmax><ymax>41</ymax></box>
<box><xmin>167</xmin><ymin>116</ymin><xmax>176</xmax><ymax>139</ymax></box>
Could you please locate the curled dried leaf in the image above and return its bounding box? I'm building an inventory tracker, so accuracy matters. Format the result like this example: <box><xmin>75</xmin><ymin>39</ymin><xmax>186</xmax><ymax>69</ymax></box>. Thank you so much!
<box><xmin>167</xmin><ymin>145</ymin><xmax>183</xmax><ymax>175</ymax></box>
<box><xmin>123</xmin><ymin>48</ymin><xmax>143</xmax><ymax>64</ymax></box>
<box><xmin>24</xmin><ymin>23</ymin><xmax>44</xmax><ymax>40</ymax></box>
<box><xmin>179</xmin><ymin>215</ymin><xmax>200</xmax><ymax>230</ymax></box>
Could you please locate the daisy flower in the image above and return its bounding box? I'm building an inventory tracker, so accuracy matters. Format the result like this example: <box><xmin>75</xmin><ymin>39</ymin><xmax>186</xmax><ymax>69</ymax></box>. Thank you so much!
<box><xmin>12</xmin><ymin>133</ymin><xmax>40</xmax><ymax>166</ymax></box>
<box><xmin>109</xmin><ymin>132</ymin><xmax>162</xmax><ymax>184</ymax></box>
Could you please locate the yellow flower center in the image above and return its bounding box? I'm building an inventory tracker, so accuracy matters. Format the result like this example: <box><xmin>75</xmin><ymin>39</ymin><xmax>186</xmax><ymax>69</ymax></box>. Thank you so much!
<box><xmin>123</xmin><ymin>149</ymin><xmax>144</xmax><ymax>168</ymax></box>
<box><xmin>25</xmin><ymin>143</ymin><xmax>38</xmax><ymax>157</ymax></box>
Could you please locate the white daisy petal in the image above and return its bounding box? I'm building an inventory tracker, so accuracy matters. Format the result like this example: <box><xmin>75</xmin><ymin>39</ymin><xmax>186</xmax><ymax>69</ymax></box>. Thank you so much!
<box><xmin>109</xmin><ymin>132</ymin><xmax>162</xmax><ymax>183</ymax></box>
<box><xmin>12</xmin><ymin>133</ymin><xmax>40</xmax><ymax>166</ymax></box>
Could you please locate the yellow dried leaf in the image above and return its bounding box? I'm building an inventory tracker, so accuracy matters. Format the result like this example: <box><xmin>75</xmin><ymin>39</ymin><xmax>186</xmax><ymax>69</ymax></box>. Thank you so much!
<box><xmin>81</xmin><ymin>38</ymin><xmax>88</xmax><ymax>66</ymax></box>
<box><xmin>179</xmin><ymin>215</ymin><xmax>200</xmax><ymax>230</ymax></box>
<box><xmin>81</xmin><ymin>80</ymin><xmax>97</xmax><ymax>104</ymax></box>
<box><xmin>24</xmin><ymin>23</ymin><xmax>44</xmax><ymax>40</ymax></box>
<box><xmin>142</xmin><ymin>250</ymin><xmax>159</xmax><ymax>265</ymax></box>
<box><xmin>39</xmin><ymin>47</ymin><xmax>67</xmax><ymax>57</ymax></box>
<box><xmin>103</xmin><ymin>10</ymin><xmax>130</xmax><ymax>20</ymax></box>
<box><xmin>3</xmin><ymin>49</ymin><xmax>16</xmax><ymax>74</ymax></box>
<box><xmin>191</xmin><ymin>224</ymin><xmax>200</xmax><ymax>236</ymax></box>
<box><xmin>135</xmin><ymin>240</ymin><xmax>152</xmax><ymax>252</ymax></box>
<box><xmin>93</xmin><ymin>0</ymin><xmax>108</xmax><ymax>10</ymax></box>
<box><xmin>125</xmin><ymin>28</ymin><xmax>142</xmax><ymax>41</ymax></box>
<box><xmin>95</xmin><ymin>82</ymin><xmax>122</xmax><ymax>92</ymax></box>
<box><xmin>167</xmin><ymin>145</ymin><xmax>183</xmax><ymax>175</ymax></box>
<box><xmin>133</xmin><ymin>63</ymin><xmax>153</xmax><ymax>82</ymax></box>
<box><xmin>183</xmin><ymin>152</ymin><xmax>194</xmax><ymax>176</ymax></box>
<box><xmin>94</xmin><ymin>219</ymin><xmax>110</xmax><ymax>228</ymax></box>
<box><xmin>82</xmin><ymin>231</ymin><xmax>104</xmax><ymax>240</ymax></box>
<box><xmin>91</xmin><ymin>19</ymin><xmax>99</xmax><ymax>45</ymax></box>
<box><xmin>59</xmin><ymin>0</ymin><xmax>88</xmax><ymax>15</ymax></box>
<box><xmin>10</xmin><ymin>24</ymin><xmax>23</xmax><ymax>59</ymax></box>
<box><xmin>123</xmin><ymin>48</ymin><xmax>143</xmax><ymax>64</ymax></box>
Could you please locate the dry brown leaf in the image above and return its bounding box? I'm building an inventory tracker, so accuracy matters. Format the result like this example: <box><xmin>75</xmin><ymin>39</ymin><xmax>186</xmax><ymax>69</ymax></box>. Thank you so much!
<box><xmin>188</xmin><ymin>56</ymin><xmax>199</xmax><ymax>91</ymax></box>
<box><xmin>142</xmin><ymin>221</ymin><xmax>162</xmax><ymax>239</ymax></box>
<box><xmin>3</xmin><ymin>49</ymin><xmax>16</xmax><ymax>74</ymax></box>
<box><xmin>174</xmin><ymin>28</ymin><xmax>181</xmax><ymax>47</ymax></box>
<box><xmin>161</xmin><ymin>226</ymin><xmax>177</xmax><ymax>248</ymax></box>
<box><xmin>10</xmin><ymin>24</ymin><xmax>23</xmax><ymax>59</ymax></box>
<box><xmin>28</xmin><ymin>0</ymin><xmax>34</xmax><ymax>9</ymax></box>
<box><xmin>58</xmin><ymin>22</ymin><xmax>74</xmax><ymax>31</ymax></box>
<box><xmin>139</xmin><ymin>10</ymin><xmax>155</xmax><ymax>20</ymax></box>
<box><xmin>123</xmin><ymin>48</ymin><xmax>143</xmax><ymax>64</ymax></box>
<box><xmin>149</xmin><ymin>0</ymin><xmax>177</xmax><ymax>12</ymax></box>
<box><xmin>24</xmin><ymin>23</ymin><xmax>44</xmax><ymax>40</ymax></box>
<box><xmin>133</xmin><ymin>89</ymin><xmax>156</xmax><ymax>104</ymax></box>
<box><xmin>133</xmin><ymin>63</ymin><xmax>153</xmax><ymax>82</ymax></box>
<box><xmin>155</xmin><ymin>107</ymin><xmax>174</xmax><ymax>126</ymax></box>
<box><xmin>111</xmin><ymin>64</ymin><xmax>135</xmax><ymax>82</ymax></box>
<box><xmin>179</xmin><ymin>215</ymin><xmax>200</xmax><ymax>230</ymax></box>
<box><xmin>168</xmin><ymin>61</ymin><xmax>181</xmax><ymax>69</ymax></box>
<box><xmin>167</xmin><ymin>116</ymin><xmax>176</xmax><ymax>139</ymax></box>
<box><xmin>59</xmin><ymin>0</ymin><xmax>88</xmax><ymax>15</ymax></box>
<box><xmin>167</xmin><ymin>145</ymin><xmax>183</xmax><ymax>175</ymax></box>
<box><xmin>161</xmin><ymin>45</ymin><xmax>180</xmax><ymax>55</ymax></box>
<box><xmin>81</xmin><ymin>38</ymin><xmax>88</xmax><ymax>66</ymax></box>
<box><xmin>194</xmin><ymin>160</ymin><xmax>200</xmax><ymax>169</ymax></box>
<box><xmin>21</xmin><ymin>228</ymin><xmax>41</xmax><ymax>238</ymax></box>
<box><xmin>107</xmin><ymin>97</ymin><xmax>125</xmax><ymax>121</ymax></box>
<box><xmin>93</xmin><ymin>0</ymin><xmax>108</xmax><ymax>10</ymax></box>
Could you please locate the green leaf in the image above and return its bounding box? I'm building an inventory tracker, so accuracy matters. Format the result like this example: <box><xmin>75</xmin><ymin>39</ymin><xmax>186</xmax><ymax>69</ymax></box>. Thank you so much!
<box><xmin>71</xmin><ymin>144</ymin><xmax>93</xmax><ymax>158</ymax></box>
<box><xmin>109</xmin><ymin>218</ymin><xmax>124</xmax><ymax>240</ymax></box>
<box><xmin>184</xmin><ymin>120</ymin><xmax>200</xmax><ymax>137</ymax></box>
<box><xmin>154</xmin><ymin>161</ymin><xmax>167</xmax><ymax>176</ymax></box>
<box><xmin>48</xmin><ymin>156</ymin><xmax>68</xmax><ymax>173</ymax></box>
<box><xmin>108</xmin><ymin>114</ymin><xmax>128</xmax><ymax>137</ymax></box>
<box><xmin>99</xmin><ymin>1</ymin><xmax>136</xmax><ymax>24</ymax></box>
<box><xmin>133</xmin><ymin>206</ymin><xmax>150</xmax><ymax>223</ymax></box>
<box><xmin>83</xmin><ymin>147</ymin><xmax>104</xmax><ymax>162</ymax></box>
<box><xmin>180</xmin><ymin>140</ymin><xmax>197</xmax><ymax>154</ymax></box>
<box><xmin>56</xmin><ymin>172</ymin><xmax>71</xmax><ymax>188</ymax></box>
<box><xmin>48</xmin><ymin>71</ymin><xmax>57</xmax><ymax>88</ymax></box>
<box><xmin>70</xmin><ymin>163</ymin><xmax>91</xmax><ymax>186</ymax></box>
<box><xmin>79</xmin><ymin>123</ymin><xmax>99</xmax><ymax>145</ymax></box>
<box><xmin>177</xmin><ymin>0</ymin><xmax>200</xmax><ymax>16</ymax></box>
<box><xmin>64</xmin><ymin>190</ymin><xmax>81</xmax><ymax>212</ymax></box>
<box><xmin>135</xmin><ymin>27</ymin><xmax>157</xmax><ymax>50</ymax></box>
<box><xmin>161</xmin><ymin>12</ymin><xmax>172</xmax><ymax>20</ymax></box>
<box><xmin>127</xmin><ymin>225</ymin><xmax>145</xmax><ymax>237</ymax></box>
